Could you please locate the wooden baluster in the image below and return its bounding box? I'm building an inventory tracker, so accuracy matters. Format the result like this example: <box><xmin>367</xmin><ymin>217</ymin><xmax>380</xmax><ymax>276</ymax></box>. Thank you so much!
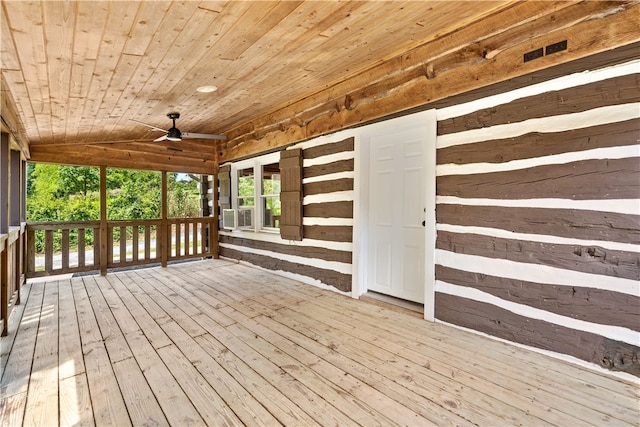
<box><xmin>78</xmin><ymin>229</ymin><xmax>85</xmax><ymax>268</ymax></box>
<box><xmin>27</xmin><ymin>227</ymin><xmax>35</xmax><ymax>274</ymax></box>
<box><xmin>193</xmin><ymin>221</ymin><xmax>199</xmax><ymax>255</ymax></box>
<box><xmin>93</xmin><ymin>227</ymin><xmax>100</xmax><ymax>269</ymax></box>
<box><xmin>132</xmin><ymin>225</ymin><xmax>139</xmax><ymax>262</ymax></box>
<box><xmin>107</xmin><ymin>226</ymin><xmax>113</xmax><ymax>266</ymax></box>
<box><xmin>145</xmin><ymin>224</ymin><xmax>151</xmax><ymax>260</ymax></box>
<box><xmin>120</xmin><ymin>226</ymin><xmax>126</xmax><ymax>263</ymax></box>
<box><xmin>175</xmin><ymin>223</ymin><xmax>180</xmax><ymax>258</ymax></box>
<box><xmin>45</xmin><ymin>230</ymin><xmax>53</xmax><ymax>273</ymax></box>
<box><xmin>201</xmin><ymin>221</ymin><xmax>207</xmax><ymax>255</ymax></box>
<box><xmin>184</xmin><ymin>221</ymin><xmax>190</xmax><ymax>256</ymax></box>
<box><xmin>61</xmin><ymin>228</ymin><xmax>69</xmax><ymax>271</ymax></box>
<box><xmin>211</xmin><ymin>218</ymin><xmax>216</xmax><ymax>257</ymax></box>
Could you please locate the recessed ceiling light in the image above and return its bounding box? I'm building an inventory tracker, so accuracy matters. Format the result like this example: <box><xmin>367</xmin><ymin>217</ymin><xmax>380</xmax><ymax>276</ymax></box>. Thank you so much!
<box><xmin>197</xmin><ymin>85</ymin><xmax>218</xmax><ymax>93</ymax></box>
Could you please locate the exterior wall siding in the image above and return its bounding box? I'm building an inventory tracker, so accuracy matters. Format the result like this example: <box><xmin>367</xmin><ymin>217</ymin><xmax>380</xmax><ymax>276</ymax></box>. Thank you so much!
<box><xmin>210</xmin><ymin>44</ymin><xmax>639</xmax><ymax>376</ymax></box>
<box><xmin>218</xmin><ymin>137</ymin><xmax>355</xmax><ymax>293</ymax></box>
<box><xmin>433</xmin><ymin>57</ymin><xmax>640</xmax><ymax>376</ymax></box>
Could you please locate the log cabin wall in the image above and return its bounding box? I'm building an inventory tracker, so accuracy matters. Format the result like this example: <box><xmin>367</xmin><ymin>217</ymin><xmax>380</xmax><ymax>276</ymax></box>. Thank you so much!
<box><xmin>215</xmin><ymin>136</ymin><xmax>355</xmax><ymax>294</ymax></box>
<box><xmin>209</xmin><ymin>43</ymin><xmax>639</xmax><ymax>376</ymax></box>
<box><xmin>433</xmin><ymin>47</ymin><xmax>640</xmax><ymax>375</ymax></box>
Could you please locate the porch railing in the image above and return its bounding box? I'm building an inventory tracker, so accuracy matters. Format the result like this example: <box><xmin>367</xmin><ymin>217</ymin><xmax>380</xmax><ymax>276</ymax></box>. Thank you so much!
<box><xmin>1</xmin><ymin>224</ymin><xmax>25</xmax><ymax>335</ymax></box>
<box><xmin>26</xmin><ymin>217</ymin><xmax>215</xmax><ymax>278</ymax></box>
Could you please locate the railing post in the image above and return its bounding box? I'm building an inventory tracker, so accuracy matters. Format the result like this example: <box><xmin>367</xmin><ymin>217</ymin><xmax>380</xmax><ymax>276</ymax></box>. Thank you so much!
<box><xmin>161</xmin><ymin>171</ymin><xmax>168</xmax><ymax>268</ymax></box>
<box><xmin>1</xmin><ymin>238</ymin><xmax>7</xmax><ymax>336</ymax></box>
<box><xmin>212</xmin><ymin>165</ymin><xmax>220</xmax><ymax>259</ymax></box>
<box><xmin>100</xmin><ymin>165</ymin><xmax>108</xmax><ymax>275</ymax></box>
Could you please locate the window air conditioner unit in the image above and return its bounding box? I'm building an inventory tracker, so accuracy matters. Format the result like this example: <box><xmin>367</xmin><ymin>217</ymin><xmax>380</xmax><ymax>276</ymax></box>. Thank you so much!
<box><xmin>222</xmin><ymin>209</ymin><xmax>236</xmax><ymax>230</ymax></box>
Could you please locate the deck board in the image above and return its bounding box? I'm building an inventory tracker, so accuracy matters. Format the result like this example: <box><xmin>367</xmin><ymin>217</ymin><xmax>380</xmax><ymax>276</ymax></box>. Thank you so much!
<box><xmin>1</xmin><ymin>259</ymin><xmax>638</xmax><ymax>427</ymax></box>
<box><xmin>306</xmin><ymin>287</ymin><xmax>640</xmax><ymax>423</ymax></box>
<box><xmin>23</xmin><ymin>281</ymin><xmax>59</xmax><ymax>427</ymax></box>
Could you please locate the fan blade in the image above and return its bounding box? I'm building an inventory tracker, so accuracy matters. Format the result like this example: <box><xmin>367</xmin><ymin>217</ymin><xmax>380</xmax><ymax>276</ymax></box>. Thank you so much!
<box><xmin>130</xmin><ymin>118</ymin><xmax>168</xmax><ymax>133</ymax></box>
<box><xmin>154</xmin><ymin>134</ymin><xmax>168</xmax><ymax>142</ymax></box>
<box><xmin>182</xmin><ymin>132</ymin><xmax>227</xmax><ymax>141</ymax></box>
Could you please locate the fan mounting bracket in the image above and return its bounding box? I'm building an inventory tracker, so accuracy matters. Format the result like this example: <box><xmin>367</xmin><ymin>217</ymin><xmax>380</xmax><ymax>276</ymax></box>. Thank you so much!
<box><xmin>168</xmin><ymin>112</ymin><xmax>180</xmax><ymax>120</ymax></box>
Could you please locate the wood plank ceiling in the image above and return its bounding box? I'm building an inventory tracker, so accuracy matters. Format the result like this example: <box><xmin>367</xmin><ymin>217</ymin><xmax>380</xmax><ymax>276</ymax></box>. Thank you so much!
<box><xmin>1</xmin><ymin>1</ymin><xmax>639</xmax><ymax>173</ymax></box>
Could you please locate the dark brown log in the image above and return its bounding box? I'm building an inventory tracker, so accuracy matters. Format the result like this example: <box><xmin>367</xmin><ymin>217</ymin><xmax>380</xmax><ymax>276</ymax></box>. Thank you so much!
<box><xmin>220</xmin><ymin>234</ymin><xmax>352</xmax><ymax>264</ymax></box>
<box><xmin>437</xmin><ymin>119</ymin><xmax>640</xmax><ymax>166</ymax></box>
<box><xmin>304</xmin><ymin>178</ymin><xmax>354</xmax><ymax>197</ymax></box>
<box><xmin>436</xmin><ymin>204</ymin><xmax>640</xmax><ymax>244</ymax></box>
<box><xmin>436</xmin><ymin>231</ymin><xmax>640</xmax><ymax>280</ymax></box>
<box><xmin>303</xmin><ymin>225</ymin><xmax>353</xmax><ymax>242</ymax></box>
<box><xmin>435</xmin><ymin>293</ymin><xmax>640</xmax><ymax>376</ymax></box>
<box><xmin>304</xmin><ymin>159</ymin><xmax>354</xmax><ymax>179</ymax></box>
<box><xmin>436</xmin><ymin>265</ymin><xmax>640</xmax><ymax>330</ymax></box>
<box><xmin>304</xmin><ymin>137</ymin><xmax>355</xmax><ymax>159</ymax></box>
<box><xmin>437</xmin><ymin>157</ymin><xmax>640</xmax><ymax>200</ymax></box>
<box><xmin>304</xmin><ymin>201</ymin><xmax>353</xmax><ymax>219</ymax></box>
<box><xmin>220</xmin><ymin>247</ymin><xmax>351</xmax><ymax>292</ymax></box>
<box><xmin>438</xmin><ymin>74</ymin><xmax>640</xmax><ymax>135</ymax></box>
<box><xmin>426</xmin><ymin>42</ymin><xmax>640</xmax><ymax>112</ymax></box>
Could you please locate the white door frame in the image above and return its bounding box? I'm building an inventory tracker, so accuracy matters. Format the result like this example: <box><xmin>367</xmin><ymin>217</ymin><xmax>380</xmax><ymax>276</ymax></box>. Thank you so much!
<box><xmin>352</xmin><ymin>109</ymin><xmax>437</xmax><ymax>321</ymax></box>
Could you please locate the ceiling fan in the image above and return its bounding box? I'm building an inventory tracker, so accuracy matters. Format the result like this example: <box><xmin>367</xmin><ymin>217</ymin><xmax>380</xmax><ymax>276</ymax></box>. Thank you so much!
<box><xmin>131</xmin><ymin>113</ymin><xmax>227</xmax><ymax>142</ymax></box>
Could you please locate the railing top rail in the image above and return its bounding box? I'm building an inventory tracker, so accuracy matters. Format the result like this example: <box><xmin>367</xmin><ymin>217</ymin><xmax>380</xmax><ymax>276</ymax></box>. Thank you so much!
<box><xmin>1</xmin><ymin>226</ymin><xmax>24</xmax><ymax>249</ymax></box>
<box><xmin>27</xmin><ymin>220</ymin><xmax>102</xmax><ymax>229</ymax></box>
<box><xmin>167</xmin><ymin>217</ymin><xmax>213</xmax><ymax>224</ymax></box>
<box><xmin>107</xmin><ymin>219</ymin><xmax>162</xmax><ymax>227</ymax></box>
<box><xmin>27</xmin><ymin>217</ymin><xmax>212</xmax><ymax>227</ymax></box>
<box><xmin>8</xmin><ymin>227</ymin><xmax>21</xmax><ymax>243</ymax></box>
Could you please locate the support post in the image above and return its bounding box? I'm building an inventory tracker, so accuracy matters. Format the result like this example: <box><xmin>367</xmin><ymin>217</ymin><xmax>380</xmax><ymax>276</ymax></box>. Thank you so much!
<box><xmin>99</xmin><ymin>165</ymin><xmax>108</xmax><ymax>275</ymax></box>
<box><xmin>212</xmin><ymin>166</ymin><xmax>220</xmax><ymax>259</ymax></box>
<box><xmin>10</xmin><ymin>151</ymin><xmax>21</xmax><ymax>302</ymax></box>
<box><xmin>161</xmin><ymin>171</ymin><xmax>168</xmax><ymax>267</ymax></box>
<box><xmin>1</xmin><ymin>133</ymin><xmax>9</xmax><ymax>336</ymax></box>
<box><xmin>20</xmin><ymin>160</ymin><xmax>26</xmax><ymax>290</ymax></box>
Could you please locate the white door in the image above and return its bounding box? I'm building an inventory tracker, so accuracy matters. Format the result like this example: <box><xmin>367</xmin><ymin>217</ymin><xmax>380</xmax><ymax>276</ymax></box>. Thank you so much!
<box><xmin>366</xmin><ymin>120</ymin><xmax>430</xmax><ymax>303</ymax></box>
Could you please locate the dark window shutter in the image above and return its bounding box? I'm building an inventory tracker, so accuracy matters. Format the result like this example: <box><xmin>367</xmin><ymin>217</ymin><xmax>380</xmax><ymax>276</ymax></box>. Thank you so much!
<box><xmin>218</xmin><ymin>165</ymin><xmax>231</xmax><ymax>229</ymax></box>
<box><xmin>279</xmin><ymin>148</ymin><xmax>303</xmax><ymax>241</ymax></box>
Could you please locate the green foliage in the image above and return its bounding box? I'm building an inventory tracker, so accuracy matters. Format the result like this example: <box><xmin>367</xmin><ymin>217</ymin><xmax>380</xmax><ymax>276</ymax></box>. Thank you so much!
<box><xmin>167</xmin><ymin>173</ymin><xmax>200</xmax><ymax>218</ymax></box>
<box><xmin>238</xmin><ymin>170</ymin><xmax>255</xmax><ymax>207</ymax></box>
<box><xmin>59</xmin><ymin>166</ymin><xmax>100</xmax><ymax>196</ymax></box>
<box><xmin>107</xmin><ymin>169</ymin><xmax>161</xmax><ymax>220</ymax></box>
<box><xmin>26</xmin><ymin>164</ymin><xmax>202</xmax><ymax>253</ymax></box>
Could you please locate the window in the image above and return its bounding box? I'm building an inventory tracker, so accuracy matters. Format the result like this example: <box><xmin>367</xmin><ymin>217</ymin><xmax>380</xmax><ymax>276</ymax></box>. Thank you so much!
<box><xmin>261</xmin><ymin>163</ymin><xmax>281</xmax><ymax>229</ymax></box>
<box><xmin>231</xmin><ymin>152</ymin><xmax>280</xmax><ymax>232</ymax></box>
<box><xmin>237</xmin><ymin>167</ymin><xmax>254</xmax><ymax>228</ymax></box>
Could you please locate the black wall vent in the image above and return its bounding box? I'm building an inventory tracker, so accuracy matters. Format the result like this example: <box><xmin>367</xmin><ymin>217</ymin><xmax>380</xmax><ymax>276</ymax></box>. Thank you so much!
<box><xmin>524</xmin><ymin>40</ymin><xmax>568</xmax><ymax>63</ymax></box>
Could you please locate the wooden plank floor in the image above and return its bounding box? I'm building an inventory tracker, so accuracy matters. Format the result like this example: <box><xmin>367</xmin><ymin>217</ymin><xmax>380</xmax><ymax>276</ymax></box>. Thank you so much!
<box><xmin>1</xmin><ymin>259</ymin><xmax>638</xmax><ymax>426</ymax></box>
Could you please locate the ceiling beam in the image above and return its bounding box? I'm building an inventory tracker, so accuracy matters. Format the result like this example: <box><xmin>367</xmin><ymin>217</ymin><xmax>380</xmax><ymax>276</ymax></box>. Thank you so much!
<box><xmin>29</xmin><ymin>143</ymin><xmax>216</xmax><ymax>175</ymax></box>
<box><xmin>219</xmin><ymin>1</ymin><xmax>640</xmax><ymax>162</ymax></box>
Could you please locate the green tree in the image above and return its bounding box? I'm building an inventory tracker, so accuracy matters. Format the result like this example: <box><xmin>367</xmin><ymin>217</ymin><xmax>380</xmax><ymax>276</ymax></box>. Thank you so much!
<box><xmin>167</xmin><ymin>173</ymin><xmax>200</xmax><ymax>218</ymax></box>
<box><xmin>107</xmin><ymin>169</ymin><xmax>161</xmax><ymax>220</ymax></box>
<box><xmin>27</xmin><ymin>163</ymin><xmax>64</xmax><ymax>221</ymax></box>
<box><xmin>59</xmin><ymin>166</ymin><xmax>99</xmax><ymax>197</ymax></box>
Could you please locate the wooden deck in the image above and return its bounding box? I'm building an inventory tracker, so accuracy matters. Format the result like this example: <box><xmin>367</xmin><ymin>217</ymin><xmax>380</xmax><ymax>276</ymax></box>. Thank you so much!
<box><xmin>1</xmin><ymin>259</ymin><xmax>638</xmax><ymax>426</ymax></box>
